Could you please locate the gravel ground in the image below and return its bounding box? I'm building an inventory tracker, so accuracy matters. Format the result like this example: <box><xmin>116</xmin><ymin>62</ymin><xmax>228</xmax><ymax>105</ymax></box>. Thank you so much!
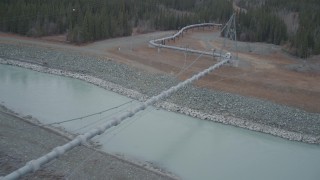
<box><xmin>0</xmin><ymin>106</ymin><xmax>177</xmax><ymax>180</ymax></box>
<box><xmin>0</xmin><ymin>43</ymin><xmax>319</xmax><ymax>142</ymax></box>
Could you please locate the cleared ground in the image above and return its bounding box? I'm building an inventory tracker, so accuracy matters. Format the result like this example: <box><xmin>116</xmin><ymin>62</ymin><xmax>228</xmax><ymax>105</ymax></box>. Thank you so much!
<box><xmin>1</xmin><ymin>29</ymin><xmax>320</xmax><ymax>178</ymax></box>
<box><xmin>105</xmin><ymin>29</ymin><xmax>320</xmax><ymax>113</ymax></box>
<box><xmin>1</xmin><ymin>29</ymin><xmax>319</xmax><ymax>113</ymax></box>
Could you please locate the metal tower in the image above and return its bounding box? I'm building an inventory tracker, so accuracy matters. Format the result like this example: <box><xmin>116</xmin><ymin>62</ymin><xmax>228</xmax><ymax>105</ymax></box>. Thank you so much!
<box><xmin>220</xmin><ymin>13</ymin><xmax>238</xmax><ymax>66</ymax></box>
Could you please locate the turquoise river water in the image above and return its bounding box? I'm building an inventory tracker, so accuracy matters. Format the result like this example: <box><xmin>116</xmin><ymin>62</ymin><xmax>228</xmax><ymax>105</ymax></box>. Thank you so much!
<box><xmin>0</xmin><ymin>64</ymin><xmax>319</xmax><ymax>180</ymax></box>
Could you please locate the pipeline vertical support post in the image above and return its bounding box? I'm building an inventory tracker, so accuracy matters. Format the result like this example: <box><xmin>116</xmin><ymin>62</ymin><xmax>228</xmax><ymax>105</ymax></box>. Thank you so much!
<box><xmin>234</xmin><ymin>13</ymin><xmax>238</xmax><ymax>63</ymax></box>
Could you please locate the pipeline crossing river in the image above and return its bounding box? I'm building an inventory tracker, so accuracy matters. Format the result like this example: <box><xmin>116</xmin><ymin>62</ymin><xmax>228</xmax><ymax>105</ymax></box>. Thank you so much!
<box><xmin>0</xmin><ymin>64</ymin><xmax>320</xmax><ymax>180</ymax></box>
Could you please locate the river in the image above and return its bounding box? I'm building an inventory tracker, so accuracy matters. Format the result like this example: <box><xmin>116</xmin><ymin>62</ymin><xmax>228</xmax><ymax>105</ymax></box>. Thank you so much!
<box><xmin>0</xmin><ymin>64</ymin><xmax>319</xmax><ymax>180</ymax></box>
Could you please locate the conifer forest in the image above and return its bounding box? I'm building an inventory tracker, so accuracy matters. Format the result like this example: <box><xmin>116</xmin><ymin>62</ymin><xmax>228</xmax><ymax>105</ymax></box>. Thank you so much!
<box><xmin>1</xmin><ymin>0</ymin><xmax>319</xmax><ymax>58</ymax></box>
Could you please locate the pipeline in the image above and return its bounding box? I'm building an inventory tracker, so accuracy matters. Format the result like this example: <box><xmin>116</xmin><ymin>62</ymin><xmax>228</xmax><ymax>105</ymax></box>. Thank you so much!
<box><xmin>149</xmin><ymin>23</ymin><xmax>228</xmax><ymax>57</ymax></box>
<box><xmin>1</xmin><ymin>58</ymin><xmax>230</xmax><ymax>180</ymax></box>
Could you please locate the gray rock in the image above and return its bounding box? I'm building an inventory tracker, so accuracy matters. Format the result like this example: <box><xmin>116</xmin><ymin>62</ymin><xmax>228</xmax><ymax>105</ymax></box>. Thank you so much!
<box><xmin>0</xmin><ymin>44</ymin><xmax>319</xmax><ymax>144</ymax></box>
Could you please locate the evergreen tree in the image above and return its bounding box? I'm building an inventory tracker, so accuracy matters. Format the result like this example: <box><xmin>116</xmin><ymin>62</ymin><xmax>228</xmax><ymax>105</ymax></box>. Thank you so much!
<box><xmin>1</xmin><ymin>0</ymin><xmax>319</xmax><ymax>58</ymax></box>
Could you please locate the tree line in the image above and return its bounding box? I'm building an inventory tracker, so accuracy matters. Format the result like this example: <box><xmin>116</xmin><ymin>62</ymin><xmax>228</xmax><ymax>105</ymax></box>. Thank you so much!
<box><xmin>0</xmin><ymin>0</ymin><xmax>134</xmax><ymax>43</ymax></box>
<box><xmin>0</xmin><ymin>0</ymin><xmax>232</xmax><ymax>44</ymax></box>
<box><xmin>237</xmin><ymin>10</ymin><xmax>287</xmax><ymax>45</ymax></box>
<box><xmin>1</xmin><ymin>0</ymin><xmax>318</xmax><ymax>58</ymax></box>
<box><xmin>237</xmin><ymin>0</ymin><xmax>320</xmax><ymax>58</ymax></box>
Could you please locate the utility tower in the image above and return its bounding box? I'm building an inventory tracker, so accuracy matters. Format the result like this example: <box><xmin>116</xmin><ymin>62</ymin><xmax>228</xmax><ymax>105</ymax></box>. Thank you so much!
<box><xmin>220</xmin><ymin>13</ymin><xmax>238</xmax><ymax>67</ymax></box>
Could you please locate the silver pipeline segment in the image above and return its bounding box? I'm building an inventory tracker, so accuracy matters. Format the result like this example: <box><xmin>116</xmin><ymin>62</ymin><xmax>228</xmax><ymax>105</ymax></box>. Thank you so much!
<box><xmin>1</xmin><ymin>58</ymin><xmax>230</xmax><ymax>180</ymax></box>
<box><xmin>151</xmin><ymin>43</ymin><xmax>222</xmax><ymax>57</ymax></box>
<box><xmin>149</xmin><ymin>23</ymin><xmax>224</xmax><ymax>57</ymax></box>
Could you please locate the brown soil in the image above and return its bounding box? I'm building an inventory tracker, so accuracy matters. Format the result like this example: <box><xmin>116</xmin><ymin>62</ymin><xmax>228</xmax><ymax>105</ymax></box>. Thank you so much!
<box><xmin>1</xmin><ymin>29</ymin><xmax>319</xmax><ymax>113</ymax></box>
<box><xmin>108</xmin><ymin>29</ymin><xmax>320</xmax><ymax>113</ymax></box>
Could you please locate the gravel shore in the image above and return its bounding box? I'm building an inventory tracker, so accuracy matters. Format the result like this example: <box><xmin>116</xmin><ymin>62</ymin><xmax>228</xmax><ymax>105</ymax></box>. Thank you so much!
<box><xmin>0</xmin><ymin>106</ymin><xmax>177</xmax><ymax>179</ymax></box>
<box><xmin>0</xmin><ymin>43</ymin><xmax>319</xmax><ymax>144</ymax></box>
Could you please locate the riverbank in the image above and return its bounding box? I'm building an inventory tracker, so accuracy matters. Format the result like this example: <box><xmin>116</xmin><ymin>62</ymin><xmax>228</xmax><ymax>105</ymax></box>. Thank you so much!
<box><xmin>0</xmin><ymin>105</ymin><xmax>177</xmax><ymax>180</ymax></box>
<box><xmin>0</xmin><ymin>43</ymin><xmax>319</xmax><ymax>144</ymax></box>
